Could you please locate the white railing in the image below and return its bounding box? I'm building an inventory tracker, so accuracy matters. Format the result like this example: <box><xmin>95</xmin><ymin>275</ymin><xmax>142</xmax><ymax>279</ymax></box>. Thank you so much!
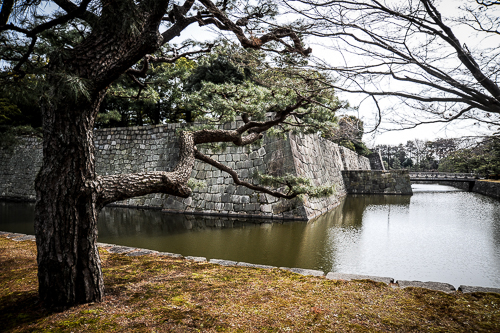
<box><xmin>409</xmin><ymin>172</ymin><xmax>476</xmax><ymax>179</ymax></box>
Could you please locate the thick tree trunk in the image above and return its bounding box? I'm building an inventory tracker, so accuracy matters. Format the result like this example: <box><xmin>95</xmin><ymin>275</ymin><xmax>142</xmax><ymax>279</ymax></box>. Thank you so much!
<box><xmin>34</xmin><ymin>93</ymin><xmax>105</xmax><ymax>309</ymax></box>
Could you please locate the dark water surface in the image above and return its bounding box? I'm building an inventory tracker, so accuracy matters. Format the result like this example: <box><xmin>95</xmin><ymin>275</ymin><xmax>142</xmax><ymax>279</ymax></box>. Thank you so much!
<box><xmin>1</xmin><ymin>184</ymin><xmax>500</xmax><ymax>288</ymax></box>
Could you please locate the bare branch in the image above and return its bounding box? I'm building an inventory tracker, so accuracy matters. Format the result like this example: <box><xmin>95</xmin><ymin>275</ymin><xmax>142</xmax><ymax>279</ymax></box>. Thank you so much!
<box><xmin>11</xmin><ymin>35</ymin><xmax>37</xmax><ymax>75</ymax></box>
<box><xmin>198</xmin><ymin>0</ymin><xmax>312</xmax><ymax>55</ymax></box>
<box><xmin>288</xmin><ymin>0</ymin><xmax>500</xmax><ymax>132</ymax></box>
<box><xmin>0</xmin><ymin>0</ymin><xmax>15</xmax><ymax>26</ymax></box>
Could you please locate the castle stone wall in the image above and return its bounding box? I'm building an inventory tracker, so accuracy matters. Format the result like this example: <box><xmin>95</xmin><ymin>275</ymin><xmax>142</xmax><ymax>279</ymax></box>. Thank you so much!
<box><xmin>342</xmin><ymin>170</ymin><xmax>413</xmax><ymax>195</ymax></box>
<box><xmin>0</xmin><ymin>137</ymin><xmax>42</xmax><ymax>201</ymax></box>
<box><xmin>1</xmin><ymin>122</ymin><xmax>375</xmax><ymax>220</ymax></box>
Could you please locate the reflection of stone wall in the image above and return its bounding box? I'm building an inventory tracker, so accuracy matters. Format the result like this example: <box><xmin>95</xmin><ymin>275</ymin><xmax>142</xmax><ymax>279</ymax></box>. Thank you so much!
<box><xmin>1</xmin><ymin>121</ymin><xmax>375</xmax><ymax>220</ymax></box>
<box><xmin>98</xmin><ymin>206</ymin><xmax>274</xmax><ymax>238</ymax></box>
<box><xmin>342</xmin><ymin>170</ymin><xmax>413</xmax><ymax>195</ymax></box>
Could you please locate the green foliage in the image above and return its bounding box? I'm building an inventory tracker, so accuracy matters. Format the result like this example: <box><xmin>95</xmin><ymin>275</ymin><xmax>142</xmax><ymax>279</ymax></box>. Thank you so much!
<box><xmin>184</xmin><ymin>56</ymin><xmax>247</xmax><ymax>92</ymax></box>
<box><xmin>0</xmin><ymin>98</ymin><xmax>22</xmax><ymax>125</ymax></box>
<box><xmin>391</xmin><ymin>158</ymin><xmax>401</xmax><ymax>170</ymax></box>
<box><xmin>186</xmin><ymin>179</ymin><xmax>206</xmax><ymax>190</ymax></box>
<box><xmin>254</xmin><ymin>172</ymin><xmax>335</xmax><ymax>198</ymax></box>
<box><xmin>402</xmin><ymin>158</ymin><xmax>414</xmax><ymax>168</ymax></box>
<box><xmin>187</xmin><ymin>65</ymin><xmax>340</xmax><ymax>135</ymax></box>
<box><xmin>438</xmin><ymin>137</ymin><xmax>500</xmax><ymax>176</ymax></box>
<box><xmin>327</xmin><ymin>115</ymin><xmax>371</xmax><ymax>156</ymax></box>
<box><xmin>50</xmin><ymin>73</ymin><xmax>91</xmax><ymax>104</ymax></box>
<box><xmin>98</xmin><ymin>57</ymin><xmax>199</xmax><ymax>127</ymax></box>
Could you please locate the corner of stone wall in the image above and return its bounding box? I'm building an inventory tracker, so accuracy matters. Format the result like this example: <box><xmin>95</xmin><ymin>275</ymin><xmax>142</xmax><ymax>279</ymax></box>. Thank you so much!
<box><xmin>288</xmin><ymin>133</ymin><xmax>354</xmax><ymax>220</ymax></box>
<box><xmin>368</xmin><ymin>150</ymin><xmax>385</xmax><ymax>171</ymax></box>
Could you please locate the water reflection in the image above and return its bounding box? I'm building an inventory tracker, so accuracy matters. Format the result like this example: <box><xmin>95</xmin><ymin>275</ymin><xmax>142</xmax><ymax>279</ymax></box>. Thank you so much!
<box><xmin>1</xmin><ymin>184</ymin><xmax>500</xmax><ymax>288</ymax></box>
<box><xmin>0</xmin><ymin>201</ymin><xmax>35</xmax><ymax>235</ymax></box>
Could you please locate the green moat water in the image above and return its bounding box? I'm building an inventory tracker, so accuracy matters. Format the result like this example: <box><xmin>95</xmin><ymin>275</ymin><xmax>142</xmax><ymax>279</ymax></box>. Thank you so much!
<box><xmin>1</xmin><ymin>184</ymin><xmax>499</xmax><ymax>288</ymax></box>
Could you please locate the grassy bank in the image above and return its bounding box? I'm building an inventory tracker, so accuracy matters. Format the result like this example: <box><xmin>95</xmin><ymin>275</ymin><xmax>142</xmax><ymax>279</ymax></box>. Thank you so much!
<box><xmin>1</xmin><ymin>236</ymin><xmax>499</xmax><ymax>332</ymax></box>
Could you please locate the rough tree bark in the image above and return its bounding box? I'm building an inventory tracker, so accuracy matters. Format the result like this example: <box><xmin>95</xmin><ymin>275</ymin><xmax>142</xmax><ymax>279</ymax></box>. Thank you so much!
<box><xmin>34</xmin><ymin>92</ymin><xmax>106</xmax><ymax>307</ymax></box>
<box><xmin>32</xmin><ymin>1</ymin><xmax>177</xmax><ymax>309</ymax></box>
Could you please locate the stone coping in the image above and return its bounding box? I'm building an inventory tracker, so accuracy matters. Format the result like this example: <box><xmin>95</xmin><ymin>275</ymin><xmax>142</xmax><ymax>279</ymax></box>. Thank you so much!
<box><xmin>2</xmin><ymin>231</ymin><xmax>499</xmax><ymax>295</ymax></box>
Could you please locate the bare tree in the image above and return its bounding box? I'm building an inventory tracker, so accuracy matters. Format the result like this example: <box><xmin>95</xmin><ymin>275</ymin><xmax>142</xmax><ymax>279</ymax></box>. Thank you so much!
<box><xmin>284</xmin><ymin>0</ymin><xmax>500</xmax><ymax>134</ymax></box>
<box><xmin>0</xmin><ymin>0</ymin><xmax>329</xmax><ymax>310</ymax></box>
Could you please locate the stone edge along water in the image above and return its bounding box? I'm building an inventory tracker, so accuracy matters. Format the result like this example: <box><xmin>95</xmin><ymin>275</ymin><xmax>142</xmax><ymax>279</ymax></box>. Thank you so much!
<box><xmin>2</xmin><ymin>231</ymin><xmax>499</xmax><ymax>295</ymax></box>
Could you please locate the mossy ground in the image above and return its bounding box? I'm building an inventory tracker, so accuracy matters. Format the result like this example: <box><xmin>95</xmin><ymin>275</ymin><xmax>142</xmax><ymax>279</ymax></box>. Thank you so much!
<box><xmin>1</xmin><ymin>236</ymin><xmax>499</xmax><ymax>332</ymax></box>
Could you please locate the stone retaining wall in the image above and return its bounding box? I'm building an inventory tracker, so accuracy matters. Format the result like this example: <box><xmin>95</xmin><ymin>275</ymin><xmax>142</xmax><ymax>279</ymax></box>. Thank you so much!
<box><xmin>367</xmin><ymin>151</ymin><xmax>385</xmax><ymax>171</ymax></box>
<box><xmin>1</xmin><ymin>122</ymin><xmax>374</xmax><ymax>220</ymax></box>
<box><xmin>417</xmin><ymin>180</ymin><xmax>500</xmax><ymax>199</ymax></box>
<box><xmin>473</xmin><ymin>180</ymin><xmax>500</xmax><ymax>200</ymax></box>
<box><xmin>341</xmin><ymin>170</ymin><xmax>413</xmax><ymax>195</ymax></box>
<box><xmin>0</xmin><ymin>136</ymin><xmax>42</xmax><ymax>201</ymax></box>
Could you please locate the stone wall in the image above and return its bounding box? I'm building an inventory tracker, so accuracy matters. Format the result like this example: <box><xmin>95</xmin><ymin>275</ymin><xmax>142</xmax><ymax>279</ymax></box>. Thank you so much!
<box><xmin>433</xmin><ymin>181</ymin><xmax>472</xmax><ymax>192</ymax></box>
<box><xmin>473</xmin><ymin>180</ymin><xmax>500</xmax><ymax>200</ymax></box>
<box><xmin>0</xmin><ymin>136</ymin><xmax>42</xmax><ymax>201</ymax></box>
<box><xmin>341</xmin><ymin>170</ymin><xmax>413</xmax><ymax>195</ymax></box>
<box><xmin>1</xmin><ymin>122</ymin><xmax>374</xmax><ymax>220</ymax></box>
<box><xmin>367</xmin><ymin>150</ymin><xmax>385</xmax><ymax>171</ymax></box>
<box><xmin>289</xmin><ymin>133</ymin><xmax>371</xmax><ymax>219</ymax></box>
<box><xmin>417</xmin><ymin>180</ymin><xmax>499</xmax><ymax>199</ymax></box>
<box><xmin>94</xmin><ymin>123</ymin><xmax>308</xmax><ymax>219</ymax></box>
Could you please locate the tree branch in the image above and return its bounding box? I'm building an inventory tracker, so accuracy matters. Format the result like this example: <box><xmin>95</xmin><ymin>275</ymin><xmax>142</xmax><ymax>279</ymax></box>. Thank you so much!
<box><xmin>126</xmin><ymin>45</ymin><xmax>214</xmax><ymax>78</ymax></box>
<box><xmin>52</xmin><ymin>0</ymin><xmax>98</xmax><ymax>26</ymax></box>
<box><xmin>95</xmin><ymin>131</ymin><xmax>195</xmax><ymax>207</ymax></box>
<box><xmin>0</xmin><ymin>0</ymin><xmax>15</xmax><ymax>26</ymax></box>
<box><xmin>194</xmin><ymin>148</ymin><xmax>297</xmax><ymax>199</ymax></box>
<box><xmin>12</xmin><ymin>36</ymin><xmax>37</xmax><ymax>75</ymax></box>
<box><xmin>421</xmin><ymin>0</ymin><xmax>500</xmax><ymax>101</ymax></box>
<box><xmin>197</xmin><ymin>0</ymin><xmax>311</xmax><ymax>55</ymax></box>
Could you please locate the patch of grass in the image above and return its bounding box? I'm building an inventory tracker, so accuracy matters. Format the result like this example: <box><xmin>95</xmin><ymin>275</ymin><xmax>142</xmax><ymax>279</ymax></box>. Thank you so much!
<box><xmin>1</xmin><ymin>235</ymin><xmax>500</xmax><ymax>332</ymax></box>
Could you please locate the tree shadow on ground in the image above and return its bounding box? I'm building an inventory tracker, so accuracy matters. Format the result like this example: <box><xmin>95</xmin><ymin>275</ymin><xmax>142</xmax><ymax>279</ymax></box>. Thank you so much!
<box><xmin>0</xmin><ymin>290</ymin><xmax>52</xmax><ymax>331</ymax></box>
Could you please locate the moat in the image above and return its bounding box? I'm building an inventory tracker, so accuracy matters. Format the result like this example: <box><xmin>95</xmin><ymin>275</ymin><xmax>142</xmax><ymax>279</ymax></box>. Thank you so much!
<box><xmin>1</xmin><ymin>184</ymin><xmax>499</xmax><ymax>288</ymax></box>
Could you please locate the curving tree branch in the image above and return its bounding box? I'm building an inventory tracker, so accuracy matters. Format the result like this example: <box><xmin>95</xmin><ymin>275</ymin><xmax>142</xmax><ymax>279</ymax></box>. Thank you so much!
<box><xmin>194</xmin><ymin>148</ymin><xmax>297</xmax><ymax>199</ymax></box>
<box><xmin>95</xmin><ymin>131</ymin><xmax>196</xmax><ymax>207</ymax></box>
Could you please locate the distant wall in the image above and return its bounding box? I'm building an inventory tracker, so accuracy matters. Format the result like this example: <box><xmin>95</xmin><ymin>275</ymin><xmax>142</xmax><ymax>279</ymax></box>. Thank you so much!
<box><xmin>473</xmin><ymin>181</ymin><xmax>500</xmax><ymax>200</ymax></box>
<box><xmin>418</xmin><ymin>180</ymin><xmax>499</xmax><ymax>199</ymax></box>
<box><xmin>341</xmin><ymin>170</ymin><xmax>413</xmax><ymax>195</ymax></box>
<box><xmin>0</xmin><ymin>137</ymin><xmax>42</xmax><ymax>201</ymax></box>
<box><xmin>433</xmin><ymin>181</ymin><xmax>472</xmax><ymax>192</ymax></box>
<box><xmin>1</xmin><ymin>122</ymin><xmax>376</xmax><ymax>220</ymax></box>
<box><xmin>368</xmin><ymin>151</ymin><xmax>385</xmax><ymax>171</ymax></box>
